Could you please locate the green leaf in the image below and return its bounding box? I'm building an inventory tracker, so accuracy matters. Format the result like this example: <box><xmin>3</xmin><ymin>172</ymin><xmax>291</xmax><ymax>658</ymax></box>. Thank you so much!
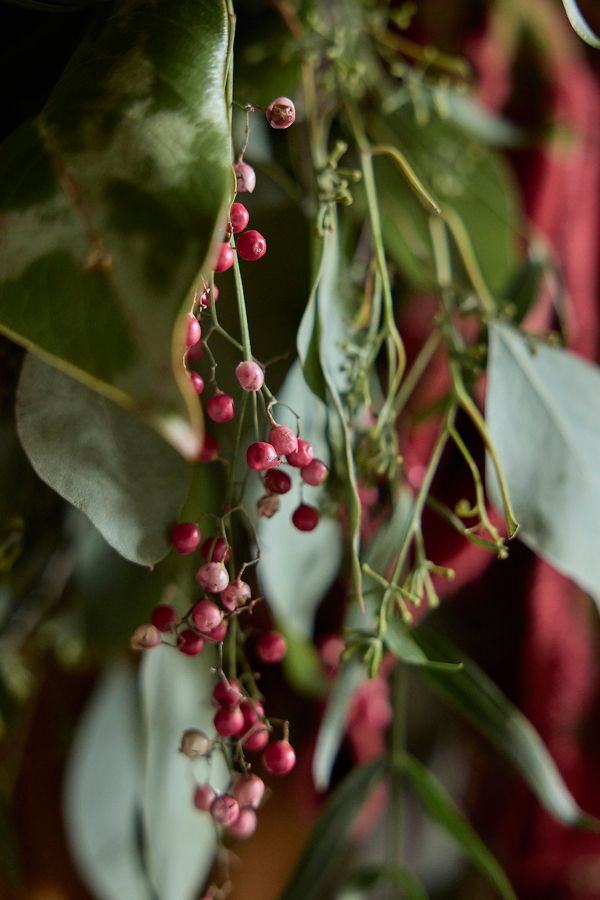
<box><xmin>281</xmin><ymin>628</ymin><xmax>329</xmax><ymax>698</ymax></box>
<box><xmin>414</xmin><ymin>628</ymin><xmax>597</xmax><ymax>827</ymax></box>
<box><xmin>313</xmin><ymin>661</ymin><xmax>364</xmax><ymax>790</ymax></box>
<box><xmin>0</xmin><ymin>0</ymin><xmax>231</xmax><ymax>454</ymax></box>
<box><xmin>342</xmin><ymin>864</ymin><xmax>428</xmax><ymax>900</ymax></box>
<box><xmin>16</xmin><ymin>355</ymin><xmax>190</xmax><ymax>565</ymax></box>
<box><xmin>402</xmin><ymin>753</ymin><xmax>517</xmax><ymax>900</ymax></box>
<box><xmin>279</xmin><ymin>760</ymin><xmax>386</xmax><ymax>900</ymax></box>
<box><xmin>561</xmin><ymin>0</ymin><xmax>600</xmax><ymax>48</ymax></box>
<box><xmin>3</xmin><ymin>0</ymin><xmax>105</xmax><ymax>9</ymax></box>
<box><xmin>140</xmin><ymin>645</ymin><xmax>229</xmax><ymax>900</ymax></box>
<box><xmin>63</xmin><ymin>664</ymin><xmax>152</xmax><ymax>900</ymax></box>
<box><xmin>487</xmin><ymin>323</ymin><xmax>600</xmax><ymax>604</ymax></box>
<box><xmin>384</xmin><ymin>618</ymin><xmax>463</xmax><ymax>672</ymax></box>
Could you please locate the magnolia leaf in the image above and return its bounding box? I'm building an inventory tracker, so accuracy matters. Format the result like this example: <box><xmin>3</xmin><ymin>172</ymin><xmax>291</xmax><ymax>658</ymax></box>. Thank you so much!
<box><xmin>487</xmin><ymin>323</ymin><xmax>600</xmax><ymax>604</ymax></box>
<box><xmin>0</xmin><ymin>0</ymin><xmax>231</xmax><ymax>455</ymax></box>
<box><xmin>279</xmin><ymin>760</ymin><xmax>386</xmax><ymax>900</ymax></box>
<box><xmin>63</xmin><ymin>664</ymin><xmax>152</xmax><ymax>900</ymax></box>
<box><xmin>402</xmin><ymin>754</ymin><xmax>517</xmax><ymax>900</ymax></box>
<box><xmin>414</xmin><ymin>628</ymin><xmax>596</xmax><ymax>827</ymax></box>
<box><xmin>140</xmin><ymin>645</ymin><xmax>229</xmax><ymax>900</ymax></box>
<box><xmin>17</xmin><ymin>355</ymin><xmax>190</xmax><ymax>565</ymax></box>
<box><xmin>313</xmin><ymin>661</ymin><xmax>364</xmax><ymax>790</ymax></box>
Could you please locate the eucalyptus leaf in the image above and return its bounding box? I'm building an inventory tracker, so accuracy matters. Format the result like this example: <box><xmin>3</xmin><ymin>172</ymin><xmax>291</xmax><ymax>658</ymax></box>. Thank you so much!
<box><xmin>385</xmin><ymin>619</ymin><xmax>463</xmax><ymax>672</ymax></box>
<box><xmin>487</xmin><ymin>323</ymin><xmax>600</xmax><ymax>604</ymax></box>
<box><xmin>402</xmin><ymin>754</ymin><xmax>517</xmax><ymax>900</ymax></box>
<box><xmin>561</xmin><ymin>0</ymin><xmax>600</xmax><ymax>48</ymax></box>
<box><xmin>414</xmin><ymin>628</ymin><xmax>596</xmax><ymax>827</ymax></box>
<box><xmin>0</xmin><ymin>0</ymin><xmax>231</xmax><ymax>453</ymax></box>
<box><xmin>63</xmin><ymin>664</ymin><xmax>152</xmax><ymax>900</ymax></box>
<box><xmin>313</xmin><ymin>661</ymin><xmax>364</xmax><ymax>790</ymax></box>
<box><xmin>140</xmin><ymin>645</ymin><xmax>229</xmax><ymax>900</ymax></box>
<box><xmin>279</xmin><ymin>760</ymin><xmax>386</xmax><ymax>900</ymax></box>
<box><xmin>16</xmin><ymin>354</ymin><xmax>190</xmax><ymax>565</ymax></box>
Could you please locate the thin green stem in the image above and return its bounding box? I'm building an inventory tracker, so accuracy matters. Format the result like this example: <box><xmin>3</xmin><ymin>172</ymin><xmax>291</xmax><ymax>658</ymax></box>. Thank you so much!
<box><xmin>393</xmin><ymin>329</ymin><xmax>441</xmax><ymax>417</ymax></box>
<box><xmin>385</xmin><ymin>663</ymin><xmax>406</xmax><ymax>900</ymax></box>
<box><xmin>232</xmin><ymin>254</ymin><xmax>252</xmax><ymax>361</ymax></box>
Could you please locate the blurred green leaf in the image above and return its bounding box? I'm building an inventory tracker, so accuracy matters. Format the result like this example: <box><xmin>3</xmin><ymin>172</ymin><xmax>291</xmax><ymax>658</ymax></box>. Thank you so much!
<box><xmin>414</xmin><ymin>628</ymin><xmax>597</xmax><ymax>827</ymax></box>
<box><xmin>16</xmin><ymin>355</ymin><xmax>190</xmax><ymax>565</ymax></box>
<box><xmin>279</xmin><ymin>759</ymin><xmax>386</xmax><ymax>900</ymax></box>
<box><xmin>0</xmin><ymin>0</ymin><xmax>231</xmax><ymax>452</ymax></box>
<box><xmin>402</xmin><ymin>753</ymin><xmax>516</xmax><ymax>900</ymax></box>
<box><xmin>342</xmin><ymin>863</ymin><xmax>428</xmax><ymax>900</ymax></box>
<box><xmin>384</xmin><ymin>619</ymin><xmax>463</xmax><ymax>672</ymax></box>
<box><xmin>561</xmin><ymin>0</ymin><xmax>600</xmax><ymax>48</ymax></box>
<box><xmin>2</xmin><ymin>0</ymin><xmax>105</xmax><ymax>9</ymax></box>
<box><xmin>281</xmin><ymin>628</ymin><xmax>329</xmax><ymax>698</ymax></box>
<box><xmin>313</xmin><ymin>661</ymin><xmax>363</xmax><ymax>790</ymax></box>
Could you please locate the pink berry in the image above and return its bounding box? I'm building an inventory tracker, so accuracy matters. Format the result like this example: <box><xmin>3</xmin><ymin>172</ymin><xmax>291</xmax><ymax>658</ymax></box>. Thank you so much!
<box><xmin>301</xmin><ymin>459</ymin><xmax>328</xmax><ymax>486</ymax></box>
<box><xmin>237</xmin><ymin>230</ymin><xmax>267</xmax><ymax>262</ymax></box>
<box><xmin>265</xmin><ymin>96</ymin><xmax>296</xmax><ymax>129</ymax></box>
<box><xmin>198</xmin><ymin>434</ymin><xmax>219</xmax><ymax>463</ymax></box>
<box><xmin>236</xmin><ymin>360</ymin><xmax>265</xmax><ymax>392</ymax></box>
<box><xmin>211</xmin><ymin>795</ymin><xmax>240</xmax><ymax>827</ymax></box>
<box><xmin>171</xmin><ymin>522</ymin><xmax>201</xmax><ymax>555</ymax></box>
<box><xmin>177</xmin><ymin>629</ymin><xmax>205</xmax><ymax>656</ymax></box>
<box><xmin>180</xmin><ymin>729</ymin><xmax>212</xmax><ymax>758</ymax></box>
<box><xmin>228</xmin><ymin>807</ymin><xmax>257</xmax><ymax>839</ymax></box>
<box><xmin>188</xmin><ymin>371</ymin><xmax>204</xmax><ymax>395</ymax></box>
<box><xmin>257</xmin><ymin>631</ymin><xmax>287</xmax><ymax>664</ymax></box>
<box><xmin>214</xmin><ymin>705</ymin><xmax>245</xmax><ymax>737</ymax></box>
<box><xmin>198</xmin><ymin>284</ymin><xmax>219</xmax><ymax>308</ymax></box>
<box><xmin>234</xmin><ymin>160</ymin><xmax>256</xmax><ymax>193</ymax></box>
<box><xmin>286</xmin><ymin>438</ymin><xmax>313</xmax><ymax>468</ymax></box>
<box><xmin>241</xmin><ymin>700</ymin><xmax>264</xmax><ymax>730</ymax></box>
<box><xmin>186</xmin><ymin>315</ymin><xmax>201</xmax><ymax>347</ymax></box>
<box><xmin>230</xmin><ymin>202</ymin><xmax>250</xmax><ymax>233</ymax></box>
<box><xmin>195</xmin><ymin>562</ymin><xmax>230</xmax><ymax>593</ymax></box>
<box><xmin>220</xmin><ymin>579</ymin><xmax>251</xmax><ymax>612</ymax></box>
<box><xmin>186</xmin><ymin>341</ymin><xmax>205</xmax><ymax>364</ymax></box>
<box><xmin>130</xmin><ymin>624</ymin><xmax>161</xmax><ymax>651</ymax></box>
<box><xmin>214</xmin><ymin>243</ymin><xmax>234</xmax><ymax>272</ymax></box>
<box><xmin>191</xmin><ymin>599</ymin><xmax>223</xmax><ymax>633</ymax></box>
<box><xmin>213</xmin><ymin>679</ymin><xmax>243</xmax><ymax>707</ymax></box>
<box><xmin>242</xmin><ymin>724</ymin><xmax>270</xmax><ymax>752</ymax></box>
<box><xmin>263</xmin><ymin>469</ymin><xmax>291</xmax><ymax>495</ymax></box>
<box><xmin>205</xmin><ymin>619</ymin><xmax>228</xmax><ymax>642</ymax></box>
<box><xmin>201</xmin><ymin>536</ymin><xmax>230</xmax><ymax>563</ymax></box>
<box><xmin>263</xmin><ymin>740</ymin><xmax>296</xmax><ymax>775</ymax></box>
<box><xmin>207</xmin><ymin>392</ymin><xmax>235</xmax><ymax>424</ymax></box>
<box><xmin>193</xmin><ymin>784</ymin><xmax>216</xmax><ymax>811</ymax></box>
<box><xmin>233</xmin><ymin>774</ymin><xmax>265</xmax><ymax>809</ymax></box>
<box><xmin>268</xmin><ymin>425</ymin><xmax>298</xmax><ymax>456</ymax></box>
<box><xmin>246</xmin><ymin>441</ymin><xmax>279</xmax><ymax>471</ymax></box>
<box><xmin>292</xmin><ymin>503</ymin><xmax>320</xmax><ymax>532</ymax></box>
<box><xmin>151</xmin><ymin>604</ymin><xmax>179</xmax><ymax>632</ymax></box>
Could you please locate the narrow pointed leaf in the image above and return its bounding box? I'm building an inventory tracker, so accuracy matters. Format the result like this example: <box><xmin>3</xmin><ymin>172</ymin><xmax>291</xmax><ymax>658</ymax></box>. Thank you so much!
<box><xmin>344</xmin><ymin>863</ymin><xmax>429</xmax><ymax>900</ymax></box>
<box><xmin>313</xmin><ymin>661</ymin><xmax>364</xmax><ymax>790</ymax></box>
<box><xmin>385</xmin><ymin>619</ymin><xmax>462</xmax><ymax>672</ymax></box>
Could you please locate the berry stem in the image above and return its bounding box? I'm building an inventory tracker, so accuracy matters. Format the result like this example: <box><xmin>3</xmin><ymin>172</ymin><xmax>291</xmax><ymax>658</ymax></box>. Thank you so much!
<box><xmin>231</xmin><ymin>254</ymin><xmax>253</xmax><ymax>362</ymax></box>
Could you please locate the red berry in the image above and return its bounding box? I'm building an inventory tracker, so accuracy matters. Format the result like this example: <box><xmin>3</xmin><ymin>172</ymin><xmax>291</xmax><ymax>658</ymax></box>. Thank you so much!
<box><xmin>171</xmin><ymin>522</ymin><xmax>201</xmax><ymax>555</ymax></box>
<box><xmin>151</xmin><ymin>604</ymin><xmax>179</xmax><ymax>632</ymax></box>
<box><xmin>214</xmin><ymin>243</ymin><xmax>234</xmax><ymax>272</ymax></box>
<box><xmin>220</xmin><ymin>579</ymin><xmax>251</xmax><ymax>612</ymax></box>
<box><xmin>234</xmin><ymin>160</ymin><xmax>256</xmax><ymax>193</ymax></box>
<box><xmin>263</xmin><ymin>740</ymin><xmax>296</xmax><ymax>775</ymax></box>
<box><xmin>237</xmin><ymin>230</ymin><xmax>267</xmax><ymax>262</ymax></box>
<box><xmin>246</xmin><ymin>441</ymin><xmax>279</xmax><ymax>471</ymax></box>
<box><xmin>265</xmin><ymin>96</ymin><xmax>295</xmax><ymax>129</ymax></box>
<box><xmin>242</xmin><ymin>724</ymin><xmax>270</xmax><ymax>752</ymax></box>
<box><xmin>177</xmin><ymin>629</ymin><xmax>205</xmax><ymax>656</ymax></box>
<box><xmin>130</xmin><ymin>624</ymin><xmax>161</xmax><ymax>651</ymax></box>
<box><xmin>241</xmin><ymin>700</ymin><xmax>264</xmax><ymax>730</ymax></box>
<box><xmin>201</xmin><ymin>536</ymin><xmax>230</xmax><ymax>563</ymax></box>
<box><xmin>230</xmin><ymin>202</ymin><xmax>250</xmax><ymax>233</ymax></box>
<box><xmin>193</xmin><ymin>784</ymin><xmax>216</xmax><ymax>811</ymax></box>
<box><xmin>268</xmin><ymin>425</ymin><xmax>298</xmax><ymax>456</ymax></box>
<box><xmin>214</xmin><ymin>705</ymin><xmax>245</xmax><ymax>737</ymax></box>
<box><xmin>198</xmin><ymin>434</ymin><xmax>219</xmax><ymax>463</ymax></box>
<box><xmin>213</xmin><ymin>678</ymin><xmax>243</xmax><ymax>707</ymax></box>
<box><xmin>301</xmin><ymin>458</ymin><xmax>328</xmax><ymax>486</ymax></box>
<box><xmin>292</xmin><ymin>503</ymin><xmax>320</xmax><ymax>532</ymax></box>
<box><xmin>188</xmin><ymin>371</ymin><xmax>204</xmax><ymax>395</ymax></box>
<box><xmin>198</xmin><ymin>284</ymin><xmax>219</xmax><ymax>308</ymax></box>
<box><xmin>286</xmin><ymin>438</ymin><xmax>313</xmax><ymax>468</ymax></box>
<box><xmin>263</xmin><ymin>469</ymin><xmax>291</xmax><ymax>495</ymax></box>
<box><xmin>185</xmin><ymin>314</ymin><xmax>201</xmax><ymax>347</ymax></box>
<box><xmin>236</xmin><ymin>360</ymin><xmax>264</xmax><ymax>392</ymax></box>
<box><xmin>195</xmin><ymin>562</ymin><xmax>230</xmax><ymax>593</ymax></box>
<box><xmin>207</xmin><ymin>392</ymin><xmax>235</xmax><ymax>424</ymax></box>
<box><xmin>228</xmin><ymin>807</ymin><xmax>257</xmax><ymax>839</ymax></box>
<box><xmin>232</xmin><ymin>774</ymin><xmax>265</xmax><ymax>809</ymax></box>
<box><xmin>186</xmin><ymin>341</ymin><xmax>205</xmax><ymax>364</ymax></box>
<box><xmin>191</xmin><ymin>599</ymin><xmax>223</xmax><ymax>633</ymax></box>
<box><xmin>205</xmin><ymin>619</ymin><xmax>228</xmax><ymax>642</ymax></box>
<box><xmin>257</xmin><ymin>631</ymin><xmax>287</xmax><ymax>664</ymax></box>
<box><xmin>210</xmin><ymin>795</ymin><xmax>239</xmax><ymax>827</ymax></box>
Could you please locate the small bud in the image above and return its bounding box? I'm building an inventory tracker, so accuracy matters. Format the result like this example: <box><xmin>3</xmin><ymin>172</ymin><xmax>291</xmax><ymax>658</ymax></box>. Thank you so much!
<box><xmin>257</xmin><ymin>493</ymin><xmax>280</xmax><ymax>518</ymax></box>
<box><xmin>130</xmin><ymin>624</ymin><xmax>161</xmax><ymax>651</ymax></box>
<box><xmin>180</xmin><ymin>729</ymin><xmax>213</xmax><ymax>759</ymax></box>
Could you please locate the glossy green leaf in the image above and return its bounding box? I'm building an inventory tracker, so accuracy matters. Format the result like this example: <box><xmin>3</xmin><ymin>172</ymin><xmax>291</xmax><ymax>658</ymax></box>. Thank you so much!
<box><xmin>16</xmin><ymin>355</ymin><xmax>190</xmax><ymax>565</ymax></box>
<box><xmin>561</xmin><ymin>0</ymin><xmax>600</xmax><ymax>48</ymax></box>
<box><xmin>384</xmin><ymin>619</ymin><xmax>462</xmax><ymax>672</ymax></box>
<box><xmin>342</xmin><ymin>863</ymin><xmax>428</xmax><ymax>900</ymax></box>
<box><xmin>0</xmin><ymin>0</ymin><xmax>231</xmax><ymax>454</ymax></box>
<box><xmin>140</xmin><ymin>645</ymin><xmax>229</xmax><ymax>900</ymax></box>
<box><xmin>414</xmin><ymin>628</ymin><xmax>596</xmax><ymax>827</ymax></box>
<box><xmin>279</xmin><ymin>760</ymin><xmax>386</xmax><ymax>900</ymax></box>
<box><xmin>63</xmin><ymin>664</ymin><xmax>152</xmax><ymax>900</ymax></box>
<box><xmin>487</xmin><ymin>323</ymin><xmax>600</xmax><ymax>604</ymax></box>
<box><xmin>313</xmin><ymin>661</ymin><xmax>364</xmax><ymax>790</ymax></box>
<box><xmin>402</xmin><ymin>754</ymin><xmax>516</xmax><ymax>900</ymax></box>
